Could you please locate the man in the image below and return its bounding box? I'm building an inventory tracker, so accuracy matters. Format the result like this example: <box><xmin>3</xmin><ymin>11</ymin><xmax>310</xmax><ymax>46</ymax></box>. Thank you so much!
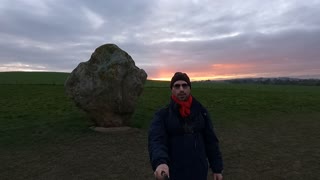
<box><xmin>148</xmin><ymin>72</ymin><xmax>223</xmax><ymax>180</ymax></box>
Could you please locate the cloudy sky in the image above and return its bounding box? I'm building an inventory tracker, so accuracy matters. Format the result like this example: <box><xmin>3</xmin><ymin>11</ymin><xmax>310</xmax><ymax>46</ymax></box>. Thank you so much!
<box><xmin>1</xmin><ymin>0</ymin><xmax>320</xmax><ymax>80</ymax></box>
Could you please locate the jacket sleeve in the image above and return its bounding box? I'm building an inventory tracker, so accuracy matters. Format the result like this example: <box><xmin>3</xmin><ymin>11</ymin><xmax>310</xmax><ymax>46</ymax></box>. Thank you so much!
<box><xmin>202</xmin><ymin>108</ymin><xmax>224</xmax><ymax>173</ymax></box>
<box><xmin>148</xmin><ymin>109</ymin><xmax>169</xmax><ymax>171</ymax></box>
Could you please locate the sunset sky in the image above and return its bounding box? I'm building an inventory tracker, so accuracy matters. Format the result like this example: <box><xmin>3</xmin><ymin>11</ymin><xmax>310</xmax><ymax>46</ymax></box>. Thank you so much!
<box><xmin>1</xmin><ymin>0</ymin><xmax>320</xmax><ymax>80</ymax></box>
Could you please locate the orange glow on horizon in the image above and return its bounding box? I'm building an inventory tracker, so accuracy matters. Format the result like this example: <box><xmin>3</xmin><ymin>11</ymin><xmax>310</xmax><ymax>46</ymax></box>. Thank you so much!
<box><xmin>148</xmin><ymin>74</ymin><xmax>258</xmax><ymax>81</ymax></box>
<box><xmin>148</xmin><ymin>63</ymin><xmax>259</xmax><ymax>81</ymax></box>
<box><xmin>149</xmin><ymin>70</ymin><xmax>174</xmax><ymax>81</ymax></box>
<box><xmin>150</xmin><ymin>77</ymin><xmax>171</xmax><ymax>81</ymax></box>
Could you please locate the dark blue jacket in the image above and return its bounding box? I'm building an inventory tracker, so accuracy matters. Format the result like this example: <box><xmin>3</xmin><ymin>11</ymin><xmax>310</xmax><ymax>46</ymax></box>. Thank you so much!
<box><xmin>148</xmin><ymin>96</ymin><xmax>223</xmax><ymax>180</ymax></box>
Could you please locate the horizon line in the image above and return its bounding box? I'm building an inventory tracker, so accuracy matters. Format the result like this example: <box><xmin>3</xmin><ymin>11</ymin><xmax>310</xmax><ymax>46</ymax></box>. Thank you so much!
<box><xmin>1</xmin><ymin>71</ymin><xmax>320</xmax><ymax>81</ymax></box>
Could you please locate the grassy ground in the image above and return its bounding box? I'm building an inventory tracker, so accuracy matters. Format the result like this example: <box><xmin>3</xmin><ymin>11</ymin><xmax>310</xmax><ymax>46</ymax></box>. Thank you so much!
<box><xmin>0</xmin><ymin>72</ymin><xmax>69</xmax><ymax>85</ymax></box>
<box><xmin>0</xmin><ymin>72</ymin><xmax>320</xmax><ymax>179</ymax></box>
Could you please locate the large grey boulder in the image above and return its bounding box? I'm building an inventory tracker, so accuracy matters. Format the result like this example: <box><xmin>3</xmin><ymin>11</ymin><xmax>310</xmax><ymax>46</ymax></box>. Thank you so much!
<box><xmin>65</xmin><ymin>44</ymin><xmax>147</xmax><ymax>127</ymax></box>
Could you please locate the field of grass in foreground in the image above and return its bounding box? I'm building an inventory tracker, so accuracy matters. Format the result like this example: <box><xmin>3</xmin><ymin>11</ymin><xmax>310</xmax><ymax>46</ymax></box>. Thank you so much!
<box><xmin>0</xmin><ymin>72</ymin><xmax>320</xmax><ymax>179</ymax></box>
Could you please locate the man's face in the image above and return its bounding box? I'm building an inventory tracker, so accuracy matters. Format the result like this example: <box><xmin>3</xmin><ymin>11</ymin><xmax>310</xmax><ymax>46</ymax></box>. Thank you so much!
<box><xmin>171</xmin><ymin>80</ymin><xmax>191</xmax><ymax>101</ymax></box>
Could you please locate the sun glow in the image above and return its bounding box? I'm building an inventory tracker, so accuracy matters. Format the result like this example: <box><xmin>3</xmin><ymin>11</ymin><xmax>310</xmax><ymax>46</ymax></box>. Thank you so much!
<box><xmin>147</xmin><ymin>63</ymin><xmax>260</xmax><ymax>81</ymax></box>
<box><xmin>149</xmin><ymin>73</ymin><xmax>260</xmax><ymax>81</ymax></box>
<box><xmin>148</xmin><ymin>72</ymin><xmax>247</xmax><ymax>81</ymax></box>
<box><xmin>150</xmin><ymin>77</ymin><xmax>171</xmax><ymax>81</ymax></box>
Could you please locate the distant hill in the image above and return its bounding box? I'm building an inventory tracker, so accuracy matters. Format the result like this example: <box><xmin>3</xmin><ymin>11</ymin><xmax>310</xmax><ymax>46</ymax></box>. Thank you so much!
<box><xmin>2</xmin><ymin>72</ymin><xmax>319</xmax><ymax>86</ymax></box>
<box><xmin>223</xmin><ymin>77</ymin><xmax>320</xmax><ymax>86</ymax></box>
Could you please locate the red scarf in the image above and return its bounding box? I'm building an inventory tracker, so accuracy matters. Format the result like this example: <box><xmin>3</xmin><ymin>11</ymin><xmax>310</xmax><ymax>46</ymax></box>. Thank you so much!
<box><xmin>171</xmin><ymin>95</ymin><xmax>193</xmax><ymax>118</ymax></box>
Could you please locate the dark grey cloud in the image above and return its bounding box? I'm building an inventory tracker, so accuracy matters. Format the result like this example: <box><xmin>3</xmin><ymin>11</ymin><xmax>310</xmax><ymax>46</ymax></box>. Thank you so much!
<box><xmin>0</xmin><ymin>0</ymin><xmax>320</xmax><ymax>79</ymax></box>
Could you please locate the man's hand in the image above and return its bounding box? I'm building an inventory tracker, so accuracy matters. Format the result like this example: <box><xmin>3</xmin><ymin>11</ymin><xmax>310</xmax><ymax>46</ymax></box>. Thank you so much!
<box><xmin>213</xmin><ymin>173</ymin><xmax>223</xmax><ymax>180</ymax></box>
<box><xmin>154</xmin><ymin>164</ymin><xmax>169</xmax><ymax>179</ymax></box>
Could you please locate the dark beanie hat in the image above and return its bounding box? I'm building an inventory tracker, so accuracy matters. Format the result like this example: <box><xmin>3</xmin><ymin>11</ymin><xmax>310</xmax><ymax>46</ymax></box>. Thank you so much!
<box><xmin>170</xmin><ymin>72</ymin><xmax>191</xmax><ymax>89</ymax></box>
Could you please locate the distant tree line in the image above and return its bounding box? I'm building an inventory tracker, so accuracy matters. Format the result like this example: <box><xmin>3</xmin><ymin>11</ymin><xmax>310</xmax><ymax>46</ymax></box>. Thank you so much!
<box><xmin>223</xmin><ymin>77</ymin><xmax>320</xmax><ymax>86</ymax></box>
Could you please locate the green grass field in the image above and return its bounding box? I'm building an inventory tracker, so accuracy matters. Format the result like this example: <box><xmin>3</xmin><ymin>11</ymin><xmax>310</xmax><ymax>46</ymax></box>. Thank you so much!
<box><xmin>0</xmin><ymin>72</ymin><xmax>319</xmax><ymax>179</ymax></box>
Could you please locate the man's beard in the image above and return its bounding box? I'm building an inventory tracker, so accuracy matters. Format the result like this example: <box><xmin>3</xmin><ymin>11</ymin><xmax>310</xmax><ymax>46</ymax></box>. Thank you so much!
<box><xmin>177</xmin><ymin>93</ymin><xmax>188</xmax><ymax>101</ymax></box>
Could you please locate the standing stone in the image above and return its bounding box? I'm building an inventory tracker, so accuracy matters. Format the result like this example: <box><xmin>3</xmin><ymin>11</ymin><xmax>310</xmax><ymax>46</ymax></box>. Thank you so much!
<box><xmin>65</xmin><ymin>44</ymin><xmax>147</xmax><ymax>127</ymax></box>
